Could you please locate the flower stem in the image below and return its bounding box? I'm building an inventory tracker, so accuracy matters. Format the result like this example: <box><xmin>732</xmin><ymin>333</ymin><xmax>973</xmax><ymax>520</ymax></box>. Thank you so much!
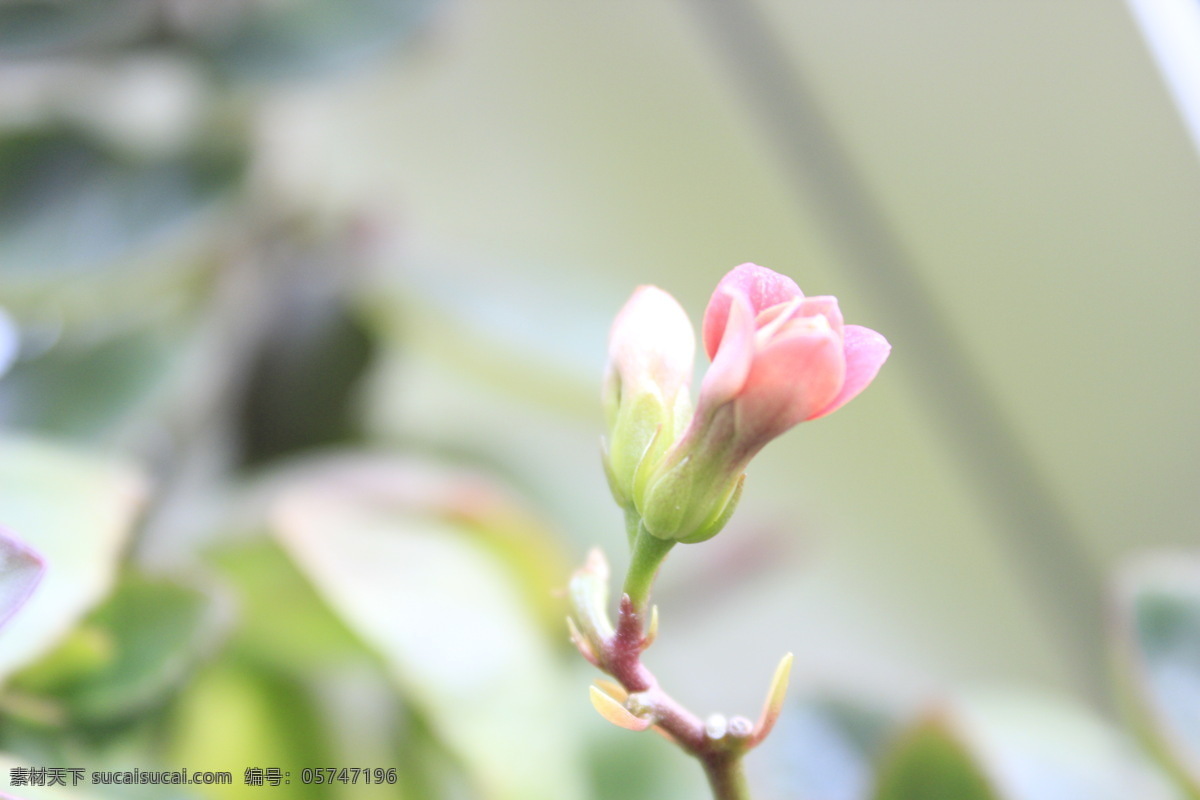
<box><xmin>570</xmin><ymin>546</ymin><xmax>767</xmax><ymax>800</ymax></box>
<box><xmin>623</xmin><ymin>523</ymin><xmax>675</xmax><ymax>615</ymax></box>
<box><xmin>703</xmin><ymin>752</ymin><xmax>751</xmax><ymax>800</ymax></box>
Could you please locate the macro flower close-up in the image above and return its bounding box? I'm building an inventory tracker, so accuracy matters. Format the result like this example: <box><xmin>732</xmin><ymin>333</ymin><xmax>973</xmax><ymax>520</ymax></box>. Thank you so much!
<box><xmin>608</xmin><ymin>263</ymin><xmax>890</xmax><ymax>546</ymax></box>
<box><xmin>0</xmin><ymin>3</ymin><xmax>1197</xmax><ymax>800</ymax></box>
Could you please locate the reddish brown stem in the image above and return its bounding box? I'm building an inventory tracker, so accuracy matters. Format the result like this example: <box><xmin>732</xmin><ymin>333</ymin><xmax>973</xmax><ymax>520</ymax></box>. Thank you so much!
<box><xmin>599</xmin><ymin>596</ymin><xmax>750</xmax><ymax>799</ymax></box>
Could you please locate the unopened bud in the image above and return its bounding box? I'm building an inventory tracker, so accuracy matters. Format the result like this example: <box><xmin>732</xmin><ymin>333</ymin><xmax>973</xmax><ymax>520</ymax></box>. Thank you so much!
<box><xmin>602</xmin><ymin>286</ymin><xmax>694</xmax><ymax>509</ymax></box>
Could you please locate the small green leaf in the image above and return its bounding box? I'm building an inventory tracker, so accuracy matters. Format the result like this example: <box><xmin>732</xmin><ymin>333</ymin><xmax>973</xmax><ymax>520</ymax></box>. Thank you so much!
<box><xmin>751</xmin><ymin>651</ymin><xmax>793</xmax><ymax>746</ymax></box>
<box><xmin>20</xmin><ymin>574</ymin><xmax>231</xmax><ymax>723</ymax></box>
<box><xmin>872</xmin><ymin>715</ymin><xmax>999</xmax><ymax>800</ymax></box>
<box><xmin>568</xmin><ymin>548</ymin><xmax>614</xmax><ymax>648</ymax></box>
<box><xmin>1113</xmin><ymin>555</ymin><xmax>1200</xmax><ymax>794</ymax></box>
<box><xmin>589</xmin><ymin>685</ymin><xmax>651</xmax><ymax>732</ymax></box>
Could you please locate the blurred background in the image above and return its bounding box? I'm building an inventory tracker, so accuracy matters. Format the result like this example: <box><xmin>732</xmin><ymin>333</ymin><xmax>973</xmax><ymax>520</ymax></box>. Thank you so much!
<box><xmin>1</xmin><ymin>1</ymin><xmax>1198</xmax><ymax>799</ymax></box>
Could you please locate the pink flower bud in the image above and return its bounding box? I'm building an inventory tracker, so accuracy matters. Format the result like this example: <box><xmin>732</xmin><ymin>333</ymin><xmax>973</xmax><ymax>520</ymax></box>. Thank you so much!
<box><xmin>698</xmin><ymin>263</ymin><xmax>890</xmax><ymax>456</ymax></box>
<box><xmin>604</xmin><ymin>286</ymin><xmax>695</xmax><ymax>424</ymax></box>
<box><xmin>637</xmin><ymin>264</ymin><xmax>889</xmax><ymax>542</ymax></box>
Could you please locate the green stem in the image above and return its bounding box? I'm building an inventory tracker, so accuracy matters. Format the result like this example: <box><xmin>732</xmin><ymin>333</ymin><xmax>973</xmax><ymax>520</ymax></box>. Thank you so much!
<box><xmin>622</xmin><ymin>523</ymin><xmax>675</xmax><ymax>615</ymax></box>
<box><xmin>703</xmin><ymin>752</ymin><xmax>751</xmax><ymax>800</ymax></box>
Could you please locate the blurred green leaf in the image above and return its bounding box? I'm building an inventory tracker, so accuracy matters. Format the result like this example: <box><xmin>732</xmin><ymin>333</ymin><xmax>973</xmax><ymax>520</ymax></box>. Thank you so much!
<box><xmin>256</xmin><ymin>454</ymin><xmax>572</xmax><ymax>633</ymax></box>
<box><xmin>1114</xmin><ymin>556</ymin><xmax>1200</xmax><ymax>795</ymax></box>
<box><xmin>585</xmin><ymin>721</ymin><xmax>699</xmax><ymax>800</ymax></box>
<box><xmin>0</xmin><ymin>0</ymin><xmax>153</xmax><ymax>59</ymax></box>
<box><xmin>273</xmin><ymin>479</ymin><xmax>588</xmax><ymax>800</ymax></box>
<box><xmin>872</xmin><ymin>715</ymin><xmax>998</xmax><ymax>800</ymax></box>
<box><xmin>0</xmin><ymin>129</ymin><xmax>238</xmax><ymax>276</ymax></box>
<box><xmin>207</xmin><ymin>539</ymin><xmax>371</xmax><ymax>670</ymax></box>
<box><xmin>874</xmin><ymin>693</ymin><xmax>1182</xmax><ymax>800</ymax></box>
<box><xmin>169</xmin><ymin>661</ymin><xmax>333</xmax><ymax>800</ymax></box>
<box><xmin>0</xmin><ymin>436</ymin><xmax>144</xmax><ymax>682</ymax></box>
<box><xmin>0</xmin><ymin>529</ymin><xmax>45</xmax><ymax>631</ymax></box>
<box><xmin>0</xmin><ymin>326</ymin><xmax>175</xmax><ymax>443</ymax></box>
<box><xmin>13</xmin><ymin>574</ymin><xmax>230</xmax><ymax>724</ymax></box>
<box><xmin>4</xmin><ymin>625</ymin><xmax>114</xmax><ymax>705</ymax></box>
<box><xmin>761</xmin><ymin>693</ymin><xmax>897</xmax><ymax>800</ymax></box>
<box><xmin>201</xmin><ymin>0</ymin><xmax>436</xmax><ymax>83</ymax></box>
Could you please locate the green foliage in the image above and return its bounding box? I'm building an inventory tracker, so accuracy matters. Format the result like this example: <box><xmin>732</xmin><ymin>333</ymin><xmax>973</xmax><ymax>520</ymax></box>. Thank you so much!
<box><xmin>9</xmin><ymin>574</ymin><xmax>228</xmax><ymax>725</ymax></box>
<box><xmin>0</xmin><ymin>129</ymin><xmax>241</xmax><ymax>276</ymax></box>
<box><xmin>208</xmin><ymin>539</ymin><xmax>371</xmax><ymax>671</ymax></box>
<box><xmin>273</xmin><ymin>481</ymin><xmax>588</xmax><ymax>800</ymax></box>
<box><xmin>871</xmin><ymin>717</ymin><xmax>998</xmax><ymax>800</ymax></box>
<box><xmin>0</xmin><ymin>437</ymin><xmax>144</xmax><ymax>682</ymax></box>
<box><xmin>0</xmin><ymin>2</ymin><xmax>1193</xmax><ymax>799</ymax></box>
<box><xmin>872</xmin><ymin>692</ymin><xmax>1182</xmax><ymax>800</ymax></box>
<box><xmin>0</xmin><ymin>326</ymin><xmax>176</xmax><ymax>443</ymax></box>
<box><xmin>169</xmin><ymin>661</ymin><xmax>332</xmax><ymax>800</ymax></box>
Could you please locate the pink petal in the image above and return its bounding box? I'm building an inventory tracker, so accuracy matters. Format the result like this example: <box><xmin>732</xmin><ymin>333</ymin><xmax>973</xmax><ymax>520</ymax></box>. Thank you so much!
<box><xmin>736</xmin><ymin>318</ymin><xmax>844</xmax><ymax>447</ymax></box>
<box><xmin>808</xmin><ymin>325</ymin><xmax>891</xmax><ymax>420</ymax></box>
<box><xmin>795</xmin><ymin>295</ymin><xmax>843</xmax><ymax>339</ymax></box>
<box><xmin>698</xmin><ymin>290</ymin><xmax>756</xmax><ymax>408</ymax></box>
<box><xmin>607</xmin><ymin>285</ymin><xmax>695</xmax><ymax>398</ymax></box>
<box><xmin>703</xmin><ymin>264</ymin><xmax>803</xmax><ymax>359</ymax></box>
<box><xmin>0</xmin><ymin>528</ymin><xmax>46</xmax><ymax>630</ymax></box>
<box><xmin>753</xmin><ymin>298</ymin><xmax>803</xmax><ymax>331</ymax></box>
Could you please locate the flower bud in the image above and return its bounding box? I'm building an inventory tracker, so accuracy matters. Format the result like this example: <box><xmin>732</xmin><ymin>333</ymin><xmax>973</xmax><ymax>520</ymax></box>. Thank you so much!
<box><xmin>635</xmin><ymin>264</ymin><xmax>890</xmax><ymax>543</ymax></box>
<box><xmin>635</xmin><ymin>413</ymin><xmax>746</xmax><ymax>544</ymax></box>
<box><xmin>699</xmin><ymin>264</ymin><xmax>890</xmax><ymax>444</ymax></box>
<box><xmin>601</xmin><ymin>286</ymin><xmax>695</xmax><ymax>509</ymax></box>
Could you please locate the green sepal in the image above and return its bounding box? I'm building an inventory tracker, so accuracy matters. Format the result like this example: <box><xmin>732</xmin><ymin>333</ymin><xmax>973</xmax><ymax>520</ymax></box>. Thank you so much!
<box><xmin>629</xmin><ymin>423</ymin><xmax>669</xmax><ymax>513</ymax></box>
<box><xmin>605</xmin><ymin>390</ymin><xmax>668</xmax><ymax>507</ymax></box>
<box><xmin>600</xmin><ymin>438</ymin><xmax>625</xmax><ymax>506</ymax></box>
<box><xmin>677</xmin><ymin>473</ymin><xmax>745</xmax><ymax>544</ymax></box>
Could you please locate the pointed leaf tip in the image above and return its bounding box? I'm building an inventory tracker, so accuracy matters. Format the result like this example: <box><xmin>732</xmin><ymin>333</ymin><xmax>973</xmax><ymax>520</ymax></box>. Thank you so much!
<box><xmin>753</xmin><ymin>652</ymin><xmax>794</xmax><ymax>745</ymax></box>
<box><xmin>589</xmin><ymin>685</ymin><xmax>651</xmax><ymax>732</ymax></box>
<box><xmin>569</xmin><ymin>549</ymin><xmax>615</xmax><ymax>644</ymax></box>
<box><xmin>593</xmin><ymin>679</ymin><xmax>628</xmax><ymax>703</ymax></box>
<box><xmin>566</xmin><ymin>616</ymin><xmax>600</xmax><ymax>667</ymax></box>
